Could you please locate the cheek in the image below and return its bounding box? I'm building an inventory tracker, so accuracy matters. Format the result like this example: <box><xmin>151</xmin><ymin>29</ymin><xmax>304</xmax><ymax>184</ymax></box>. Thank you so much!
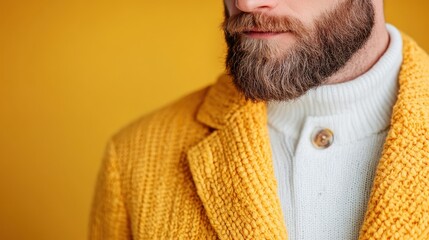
<box><xmin>224</xmin><ymin>0</ymin><xmax>240</xmax><ymax>17</ymax></box>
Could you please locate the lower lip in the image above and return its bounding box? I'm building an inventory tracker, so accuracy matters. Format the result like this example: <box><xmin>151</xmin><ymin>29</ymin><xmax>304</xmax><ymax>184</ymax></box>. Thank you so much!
<box><xmin>244</xmin><ymin>31</ymin><xmax>290</xmax><ymax>39</ymax></box>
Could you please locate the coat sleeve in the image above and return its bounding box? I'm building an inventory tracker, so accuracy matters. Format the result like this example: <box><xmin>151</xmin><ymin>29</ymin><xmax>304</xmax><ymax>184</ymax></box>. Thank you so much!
<box><xmin>88</xmin><ymin>139</ymin><xmax>132</xmax><ymax>240</ymax></box>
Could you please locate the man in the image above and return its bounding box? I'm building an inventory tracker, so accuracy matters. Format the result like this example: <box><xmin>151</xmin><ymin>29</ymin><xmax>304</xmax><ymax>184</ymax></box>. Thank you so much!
<box><xmin>88</xmin><ymin>0</ymin><xmax>429</xmax><ymax>239</ymax></box>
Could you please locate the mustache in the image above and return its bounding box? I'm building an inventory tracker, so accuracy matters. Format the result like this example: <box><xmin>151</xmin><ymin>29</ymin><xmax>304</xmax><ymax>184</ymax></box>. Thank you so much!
<box><xmin>222</xmin><ymin>12</ymin><xmax>306</xmax><ymax>36</ymax></box>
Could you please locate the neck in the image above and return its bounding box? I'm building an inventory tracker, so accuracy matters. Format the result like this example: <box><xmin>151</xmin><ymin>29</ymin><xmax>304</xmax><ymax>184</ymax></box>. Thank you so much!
<box><xmin>325</xmin><ymin>6</ymin><xmax>389</xmax><ymax>84</ymax></box>
<box><xmin>268</xmin><ymin>23</ymin><xmax>403</xmax><ymax>141</ymax></box>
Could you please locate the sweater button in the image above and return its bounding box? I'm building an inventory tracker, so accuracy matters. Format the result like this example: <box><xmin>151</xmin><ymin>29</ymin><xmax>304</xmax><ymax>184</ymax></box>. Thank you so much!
<box><xmin>311</xmin><ymin>128</ymin><xmax>334</xmax><ymax>149</ymax></box>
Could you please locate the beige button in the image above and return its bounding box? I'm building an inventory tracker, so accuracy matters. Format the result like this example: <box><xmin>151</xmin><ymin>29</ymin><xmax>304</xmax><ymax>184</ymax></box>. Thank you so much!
<box><xmin>312</xmin><ymin>128</ymin><xmax>334</xmax><ymax>149</ymax></box>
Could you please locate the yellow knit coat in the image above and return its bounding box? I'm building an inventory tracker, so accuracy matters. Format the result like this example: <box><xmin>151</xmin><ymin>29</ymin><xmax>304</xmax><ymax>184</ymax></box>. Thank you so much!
<box><xmin>88</xmin><ymin>34</ymin><xmax>429</xmax><ymax>240</ymax></box>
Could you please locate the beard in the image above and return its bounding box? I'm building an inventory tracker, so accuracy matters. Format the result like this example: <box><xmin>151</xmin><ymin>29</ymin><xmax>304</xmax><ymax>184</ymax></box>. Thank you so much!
<box><xmin>222</xmin><ymin>0</ymin><xmax>375</xmax><ymax>102</ymax></box>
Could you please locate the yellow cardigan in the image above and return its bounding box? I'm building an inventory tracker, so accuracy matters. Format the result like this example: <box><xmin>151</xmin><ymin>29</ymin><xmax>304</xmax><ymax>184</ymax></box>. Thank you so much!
<box><xmin>88</xmin><ymin>34</ymin><xmax>429</xmax><ymax>240</ymax></box>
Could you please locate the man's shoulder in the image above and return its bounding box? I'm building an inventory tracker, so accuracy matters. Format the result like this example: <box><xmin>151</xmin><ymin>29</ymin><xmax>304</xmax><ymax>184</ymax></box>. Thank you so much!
<box><xmin>110</xmin><ymin>85</ymin><xmax>212</xmax><ymax>146</ymax></box>
<box><xmin>402</xmin><ymin>33</ymin><xmax>429</xmax><ymax>65</ymax></box>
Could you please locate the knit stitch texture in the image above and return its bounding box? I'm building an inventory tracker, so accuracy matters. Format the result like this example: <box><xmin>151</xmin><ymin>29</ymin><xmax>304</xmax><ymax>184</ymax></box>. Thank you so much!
<box><xmin>88</xmin><ymin>34</ymin><xmax>429</xmax><ymax>240</ymax></box>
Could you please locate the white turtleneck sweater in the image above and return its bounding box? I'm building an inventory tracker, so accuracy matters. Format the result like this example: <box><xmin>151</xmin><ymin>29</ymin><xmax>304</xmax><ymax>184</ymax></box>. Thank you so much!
<box><xmin>267</xmin><ymin>24</ymin><xmax>403</xmax><ymax>240</ymax></box>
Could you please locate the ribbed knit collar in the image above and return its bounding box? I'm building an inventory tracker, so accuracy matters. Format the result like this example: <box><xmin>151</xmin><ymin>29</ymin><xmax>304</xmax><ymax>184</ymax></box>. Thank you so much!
<box><xmin>267</xmin><ymin>24</ymin><xmax>403</xmax><ymax>143</ymax></box>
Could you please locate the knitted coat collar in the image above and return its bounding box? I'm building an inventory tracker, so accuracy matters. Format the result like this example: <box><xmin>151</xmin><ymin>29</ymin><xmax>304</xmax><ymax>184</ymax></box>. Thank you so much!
<box><xmin>187</xmin><ymin>34</ymin><xmax>429</xmax><ymax>239</ymax></box>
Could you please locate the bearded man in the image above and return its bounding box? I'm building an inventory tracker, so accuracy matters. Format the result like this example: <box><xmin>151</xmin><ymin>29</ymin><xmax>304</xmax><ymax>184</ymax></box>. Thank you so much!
<box><xmin>88</xmin><ymin>0</ymin><xmax>429</xmax><ymax>239</ymax></box>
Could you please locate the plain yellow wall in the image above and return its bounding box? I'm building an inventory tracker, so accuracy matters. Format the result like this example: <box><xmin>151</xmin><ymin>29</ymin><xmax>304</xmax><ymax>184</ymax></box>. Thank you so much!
<box><xmin>0</xmin><ymin>1</ymin><xmax>428</xmax><ymax>240</ymax></box>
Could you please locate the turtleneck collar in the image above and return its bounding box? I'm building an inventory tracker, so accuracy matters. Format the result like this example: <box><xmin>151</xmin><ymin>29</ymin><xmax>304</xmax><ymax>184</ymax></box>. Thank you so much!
<box><xmin>267</xmin><ymin>24</ymin><xmax>403</xmax><ymax>143</ymax></box>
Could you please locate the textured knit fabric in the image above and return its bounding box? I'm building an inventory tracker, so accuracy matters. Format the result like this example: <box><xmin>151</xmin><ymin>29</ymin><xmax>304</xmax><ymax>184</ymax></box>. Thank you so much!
<box><xmin>267</xmin><ymin>24</ymin><xmax>403</xmax><ymax>239</ymax></box>
<box><xmin>88</xmin><ymin>33</ymin><xmax>429</xmax><ymax>240</ymax></box>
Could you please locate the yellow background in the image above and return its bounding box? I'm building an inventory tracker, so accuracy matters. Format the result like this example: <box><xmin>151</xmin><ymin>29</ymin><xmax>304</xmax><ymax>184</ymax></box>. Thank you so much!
<box><xmin>0</xmin><ymin>1</ymin><xmax>428</xmax><ymax>239</ymax></box>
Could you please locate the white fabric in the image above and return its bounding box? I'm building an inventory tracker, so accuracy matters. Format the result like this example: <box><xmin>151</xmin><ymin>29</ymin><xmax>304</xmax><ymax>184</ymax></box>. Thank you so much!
<box><xmin>267</xmin><ymin>24</ymin><xmax>403</xmax><ymax>240</ymax></box>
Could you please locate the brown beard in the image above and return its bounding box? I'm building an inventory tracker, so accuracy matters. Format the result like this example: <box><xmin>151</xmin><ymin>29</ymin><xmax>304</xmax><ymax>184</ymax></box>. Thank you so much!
<box><xmin>222</xmin><ymin>0</ymin><xmax>375</xmax><ymax>102</ymax></box>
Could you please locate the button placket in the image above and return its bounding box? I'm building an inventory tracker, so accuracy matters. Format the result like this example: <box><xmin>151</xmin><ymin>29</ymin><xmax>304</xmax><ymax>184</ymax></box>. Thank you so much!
<box><xmin>293</xmin><ymin>119</ymin><xmax>339</xmax><ymax>240</ymax></box>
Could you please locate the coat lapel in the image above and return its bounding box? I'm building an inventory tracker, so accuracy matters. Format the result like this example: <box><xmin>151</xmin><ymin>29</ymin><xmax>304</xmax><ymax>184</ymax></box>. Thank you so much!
<box><xmin>358</xmin><ymin>34</ymin><xmax>429</xmax><ymax>239</ymax></box>
<box><xmin>187</xmin><ymin>75</ymin><xmax>288</xmax><ymax>239</ymax></box>
<box><xmin>187</xmin><ymin>33</ymin><xmax>429</xmax><ymax>240</ymax></box>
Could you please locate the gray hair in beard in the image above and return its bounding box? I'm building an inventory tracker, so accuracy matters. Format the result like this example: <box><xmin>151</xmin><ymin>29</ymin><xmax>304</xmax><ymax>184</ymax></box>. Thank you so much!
<box><xmin>222</xmin><ymin>0</ymin><xmax>375</xmax><ymax>102</ymax></box>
